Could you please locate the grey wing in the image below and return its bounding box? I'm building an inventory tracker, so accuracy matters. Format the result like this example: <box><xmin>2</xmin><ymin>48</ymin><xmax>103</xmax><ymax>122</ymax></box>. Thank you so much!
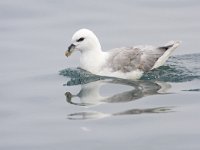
<box><xmin>106</xmin><ymin>47</ymin><xmax>143</xmax><ymax>72</ymax></box>
<box><xmin>139</xmin><ymin>44</ymin><xmax>173</xmax><ymax>71</ymax></box>
<box><xmin>107</xmin><ymin>45</ymin><xmax>173</xmax><ymax>72</ymax></box>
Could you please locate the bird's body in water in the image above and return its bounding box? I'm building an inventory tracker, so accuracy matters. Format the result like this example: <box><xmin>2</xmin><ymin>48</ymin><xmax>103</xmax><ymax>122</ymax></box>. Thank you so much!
<box><xmin>65</xmin><ymin>29</ymin><xmax>181</xmax><ymax>80</ymax></box>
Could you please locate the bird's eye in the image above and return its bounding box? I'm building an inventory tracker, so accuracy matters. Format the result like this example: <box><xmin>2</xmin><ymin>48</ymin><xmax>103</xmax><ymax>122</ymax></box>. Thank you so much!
<box><xmin>76</xmin><ymin>37</ymin><xmax>85</xmax><ymax>42</ymax></box>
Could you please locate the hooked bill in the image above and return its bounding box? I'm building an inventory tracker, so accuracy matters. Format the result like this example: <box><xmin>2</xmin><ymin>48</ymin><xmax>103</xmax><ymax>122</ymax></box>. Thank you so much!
<box><xmin>65</xmin><ymin>44</ymin><xmax>75</xmax><ymax>57</ymax></box>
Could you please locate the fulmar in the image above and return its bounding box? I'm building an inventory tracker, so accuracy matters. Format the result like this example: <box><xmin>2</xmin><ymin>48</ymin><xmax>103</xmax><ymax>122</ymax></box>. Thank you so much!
<box><xmin>65</xmin><ymin>29</ymin><xmax>181</xmax><ymax>79</ymax></box>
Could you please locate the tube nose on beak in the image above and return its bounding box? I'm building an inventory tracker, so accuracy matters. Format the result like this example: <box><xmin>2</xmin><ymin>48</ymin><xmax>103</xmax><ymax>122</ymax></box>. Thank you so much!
<box><xmin>68</xmin><ymin>44</ymin><xmax>75</xmax><ymax>51</ymax></box>
<box><xmin>65</xmin><ymin>44</ymin><xmax>75</xmax><ymax>57</ymax></box>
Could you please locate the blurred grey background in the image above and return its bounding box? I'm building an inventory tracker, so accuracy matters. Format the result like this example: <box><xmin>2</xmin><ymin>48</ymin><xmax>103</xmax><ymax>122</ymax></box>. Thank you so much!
<box><xmin>0</xmin><ymin>1</ymin><xmax>200</xmax><ymax>150</ymax></box>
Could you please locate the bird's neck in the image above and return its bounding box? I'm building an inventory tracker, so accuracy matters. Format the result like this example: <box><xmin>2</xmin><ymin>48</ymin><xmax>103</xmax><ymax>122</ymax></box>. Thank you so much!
<box><xmin>80</xmin><ymin>48</ymin><xmax>107</xmax><ymax>74</ymax></box>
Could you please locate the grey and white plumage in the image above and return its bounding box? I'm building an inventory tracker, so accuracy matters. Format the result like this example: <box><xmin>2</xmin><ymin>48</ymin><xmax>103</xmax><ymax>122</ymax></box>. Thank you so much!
<box><xmin>65</xmin><ymin>29</ymin><xmax>181</xmax><ymax>79</ymax></box>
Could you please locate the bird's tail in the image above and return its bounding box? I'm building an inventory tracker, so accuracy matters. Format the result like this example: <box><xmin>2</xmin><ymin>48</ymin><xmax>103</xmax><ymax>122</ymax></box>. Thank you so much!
<box><xmin>164</xmin><ymin>40</ymin><xmax>181</xmax><ymax>48</ymax></box>
<box><xmin>152</xmin><ymin>41</ymin><xmax>181</xmax><ymax>69</ymax></box>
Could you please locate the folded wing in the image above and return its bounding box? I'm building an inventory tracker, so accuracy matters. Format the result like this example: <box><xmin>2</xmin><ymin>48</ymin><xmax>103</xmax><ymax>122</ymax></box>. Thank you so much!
<box><xmin>107</xmin><ymin>41</ymin><xmax>180</xmax><ymax>72</ymax></box>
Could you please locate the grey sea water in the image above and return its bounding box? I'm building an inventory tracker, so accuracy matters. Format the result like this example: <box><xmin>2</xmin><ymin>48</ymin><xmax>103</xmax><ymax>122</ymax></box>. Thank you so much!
<box><xmin>0</xmin><ymin>0</ymin><xmax>200</xmax><ymax>150</ymax></box>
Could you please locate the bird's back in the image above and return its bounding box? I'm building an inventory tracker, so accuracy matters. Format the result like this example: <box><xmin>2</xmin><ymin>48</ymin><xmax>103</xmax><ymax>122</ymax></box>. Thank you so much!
<box><xmin>105</xmin><ymin>41</ymin><xmax>180</xmax><ymax>74</ymax></box>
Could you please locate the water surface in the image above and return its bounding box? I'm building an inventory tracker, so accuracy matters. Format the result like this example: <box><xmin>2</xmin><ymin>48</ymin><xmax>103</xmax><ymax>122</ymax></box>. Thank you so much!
<box><xmin>0</xmin><ymin>0</ymin><xmax>200</xmax><ymax>150</ymax></box>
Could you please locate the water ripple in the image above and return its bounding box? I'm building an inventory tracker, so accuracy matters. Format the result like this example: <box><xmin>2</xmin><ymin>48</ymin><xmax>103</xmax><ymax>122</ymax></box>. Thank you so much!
<box><xmin>60</xmin><ymin>53</ymin><xmax>200</xmax><ymax>84</ymax></box>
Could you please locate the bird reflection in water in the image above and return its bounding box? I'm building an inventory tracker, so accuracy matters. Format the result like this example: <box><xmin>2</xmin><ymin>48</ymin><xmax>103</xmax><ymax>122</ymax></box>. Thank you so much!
<box><xmin>64</xmin><ymin>76</ymin><xmax>173</xmax><ymax>120</ymax></box>
<box><xmin>67</xmin><ymin>107</ymin><xmax>172</xmax><ymax>120</ymax></box>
